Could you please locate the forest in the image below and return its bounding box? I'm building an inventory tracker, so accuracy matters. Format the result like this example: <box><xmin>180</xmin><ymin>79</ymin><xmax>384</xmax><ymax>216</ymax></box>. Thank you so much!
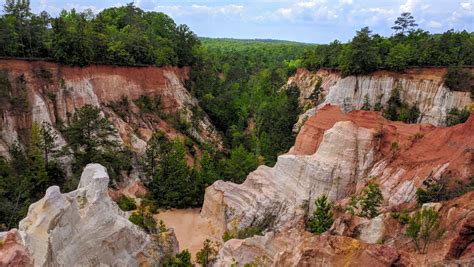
<box><xmin>0</xmin><ymin>1</ymin><xmax>473</xmax><ymax>230</ymax></box>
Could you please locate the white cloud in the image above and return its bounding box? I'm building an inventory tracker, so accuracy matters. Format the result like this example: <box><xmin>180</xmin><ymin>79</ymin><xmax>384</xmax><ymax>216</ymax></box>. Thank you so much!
<box><xmin>153</xmin><ymin>4</ymin><xmax>243</xmax><ymax>17</ymax></box>
<box><xmin>428</xmin><ymin>20</ymin><xmax>442</xmax><ymax>28</ymax></box>
<box><xmin>400</xmin><ymin>0</ymin><xmax>419</xmax><ymax>13</ymax></box>
<box><xmin>191</xmin><ymin>4</ymin><xmax>243</xmax><ymax>15</ymax></box>
<box><xmin>461</xmin><ymin>2</ymin><xmax>472</xmax><ymax>10</ymax></box>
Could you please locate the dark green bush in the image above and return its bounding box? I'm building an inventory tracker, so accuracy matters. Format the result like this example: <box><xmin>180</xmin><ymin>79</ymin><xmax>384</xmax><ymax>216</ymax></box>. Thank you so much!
<box><xmin>237</xmin><ymin>226</ymin><xmax>264</xmax><ymax>239</ymax></box>
<box><xmin>444</xmin><ymin>65</ymin><xmax>474</xmax><ymax>97</ymax></box>
<box><xmin>445</xmin><ymin>107</ymin><xmax>471</xmax><ymax>126</ymax></box>
<box><xmin>117</xmin><ymin>195</ymin><xmax>137</xmax><ymax>211</ymax></box>
<box><xmin>416</xmin><ymin>176</ymin><xmax>474</xmax><ymax>205</ymax></box>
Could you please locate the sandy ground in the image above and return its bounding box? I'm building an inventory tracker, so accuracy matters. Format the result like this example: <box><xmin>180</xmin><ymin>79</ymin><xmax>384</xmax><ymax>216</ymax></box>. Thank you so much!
<box><xmin>155</xmin><ymin>208</ymin><xmax>222</xmax><ymax>258</ymax></box>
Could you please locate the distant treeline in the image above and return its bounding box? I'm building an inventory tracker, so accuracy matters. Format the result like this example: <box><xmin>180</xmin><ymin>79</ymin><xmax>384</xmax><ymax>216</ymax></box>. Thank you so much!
<box><xmin>301</xmin><ymin>13</ymin><xmax>474</xmax><ymax>76</ymax></box>
<box><xmin>0</xmin><ymin>1</ymin><xmax>199</xmax><ymax>66</ymax></box>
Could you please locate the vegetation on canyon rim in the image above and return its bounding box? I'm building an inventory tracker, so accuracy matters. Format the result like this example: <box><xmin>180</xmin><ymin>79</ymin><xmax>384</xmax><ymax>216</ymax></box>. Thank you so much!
<box><xmin>0</xmin><ymin>1</ymin><xmax>473</xmax><ymax>261</ymax></box>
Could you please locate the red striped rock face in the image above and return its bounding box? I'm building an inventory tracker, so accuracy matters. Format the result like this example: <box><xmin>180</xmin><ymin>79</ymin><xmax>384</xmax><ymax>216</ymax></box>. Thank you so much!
<box><xmin>202</xmin><ymin>104</ymin><xmax>473</xmax><ymax>266</ymax></box>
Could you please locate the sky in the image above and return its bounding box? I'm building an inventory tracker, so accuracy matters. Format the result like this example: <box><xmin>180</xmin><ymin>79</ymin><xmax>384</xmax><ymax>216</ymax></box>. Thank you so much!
<box><xmin>30</xmin><ymin>0</ymin><xmax>474</xmax><ymax>43</ymax></box>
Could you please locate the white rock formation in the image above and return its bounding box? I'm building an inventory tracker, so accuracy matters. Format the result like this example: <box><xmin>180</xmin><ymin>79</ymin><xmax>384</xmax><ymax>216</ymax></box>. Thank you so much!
<box><xmin>288</xmin><ymin>69</ymin><xmax>473</xmax><ymax>128</ymax></box>
<box><xmin>19</xmin><ymin>164</ymin><xmax>173</xmax><ymax>267</ymax></box>
<box><xmin>202</xmin><ymin>121</ymin><xmax>375</xmax><ymax>232</ymax></box>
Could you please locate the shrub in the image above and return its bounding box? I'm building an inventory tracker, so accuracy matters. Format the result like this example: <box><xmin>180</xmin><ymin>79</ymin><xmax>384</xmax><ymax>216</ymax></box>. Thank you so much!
<box><xmin>163</xmin><ymin>249</ymin><xmax>192</xmax><ymax>267</ymax></box>
<box><xmin>129</xmin><ymin>211</ymin><xmax>157</xmax><ymax>234</ymax></box>
<box><xmin>117</xmin><ymin>195</ymin><xmax>137</xmax><ymax>211</ymax></box>
<box><xmin>222</xmin><ymin>231</ymin><xmax>234</xmax><ymax>242</ymax></box>
<box><xmin>445</xmin><ymin>107</ymin><xmax>471</xmax><ymax>126</ymax></box>
<box><xmin>237</xmin><ymin>226</ymin><xmax>264</xmax><ymax>239</ymax></box>
<box><xmin>406</xmin><ymin>207</ymin><xmax>444</xmax><ymax>253</ymax></box>
<box><xmin>361</xmin><ymin>94</ymin><xmax>372</xmax><ymax>111</ymax></box>
<box><xmin>134</xmin><ymin>95</ymin><xmax>162</xmax><ymax>115</ymax></box>
<box><xmin>444</xmin><ymin>65</ymin><xmax>473</xmax><ymax>97</ymax></box>
<box><xmin>391</xmin><ymin>209</ymin><xmax>410</xmax><ymax>225</ymax></box>
<box><xmin>306</xmin><ymin>195</ymin><xmax>334</xmax><ymax>234</ymax></box>
<box><xmin>416</xmin><ymin>176</ymin><xmax>474</xmax><ymax>205</ymax></box>
<box><xmin>196</xmin><ymin>239</ymin><xmax>219</xmax><ymax>267</ymax></box>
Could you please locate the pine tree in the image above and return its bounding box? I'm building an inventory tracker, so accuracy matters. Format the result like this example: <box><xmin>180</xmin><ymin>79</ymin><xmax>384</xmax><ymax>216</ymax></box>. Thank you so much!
<box><xmin>406</xmin><ymin>207</ymin><xmax>443</xmax><ymax>253</ymax></box>
<box><xmin>359</xmin><ymin>181</ymin><xmax>383</xmax><ymax>219</ymax></box>
<box><xmin>392</xmin><ymin>12</ymin><xmax>418</xmax><ymax>35</ymax></box>
<box><xmin>307</xmin><ymin>194</ymin><xmax>334</xmax><ymax>234</ymax></box>
<box><xmin>196</xmin><ymin>239</ymin><xmax>218</xmax><ymax>267</ymax></box>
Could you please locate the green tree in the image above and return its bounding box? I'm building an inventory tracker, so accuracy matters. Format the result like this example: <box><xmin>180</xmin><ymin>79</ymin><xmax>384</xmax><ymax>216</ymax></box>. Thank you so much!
<box><xmin>52</xmin><ymin>9</ymin><xmax>94</xmax><ymax>66</ymax></box>
<box><xmin>359</xmin><ymin>181</ymin><xmax>383</xmax><ymax>219</ymax></box>
<box><xmin>406</xmin><ymin>207</ymin><xmax>443</xmax><ymax>253</ymax></box>
<box><xmin>143</xmin><ymin>131</ymin><xmax>170</xmax><ymax>178</ymax></box>
<box><xmin>340</xmin><ymin>27</ymin><xmax>381</xmax><ymax>76</ymax></box>
<box><xmin>221</xmin><ymin>145</ymin><xmax>259</xmax><ymax>184</ymax></box>
<box><xmin>196</xmin><ymin>239</ymin><xmax>219</xmax><ymax>267</ymax></box>
<box><xmin>392</xmin><ymin>12</ymin><xmax>418</xmax><ymax>35</ymax></box>
<box><xmin>28</xmin><ymin>122</ymin><xmax>48</xmax><ymax>192</ymax></box>
<box><xmin>306</xmin><ymin>195</ymin><xmax>334</xmax><ymax>234</ymax></box>
<box><xmin>163</xmin><ymin>249</ymin><xmax>192</xmax><ymax>267</ymax></box>
<box><xmin>40</xmin><ymin>121</ymin><xmax>57</xmax><ymax>169</ymax></box>
<box><xmin>386</xmin><ymin>43</ymin><xmax>412</xmax><ymax>71</ymax></box>
<box><xmin>150</xmin><ymin>140</ymin><xmax>195</xmax><ymax>208</ymax></box>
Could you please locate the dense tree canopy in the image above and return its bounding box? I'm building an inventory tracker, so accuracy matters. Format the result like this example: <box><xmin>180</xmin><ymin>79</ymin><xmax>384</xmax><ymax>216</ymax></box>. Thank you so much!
<box><xmin>0</xmin><ymin>1</ymin><xmax>200</xmax><ymax>66</ymax></box>
<box><xmin>302</xmin><ymin>14</ymin><xmax>474</xmax><ymax>76</ymax></box>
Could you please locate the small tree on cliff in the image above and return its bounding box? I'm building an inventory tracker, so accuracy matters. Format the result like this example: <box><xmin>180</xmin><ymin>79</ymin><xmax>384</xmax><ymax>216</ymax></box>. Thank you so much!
<box><xmin>406</xmin><ymin>207</ymin><xmax>444</xmax><ymax>254</ymax></box>
<box><xmin>196</xmin><ymin>239</ymin><xmax>219</xmax><ymax>267</ymax></box>
<box><xmin>359</xmin><ymin>181</ymin><xmax>383</xmax><ymax>219</ymax></box>
<box><xmin>307</xmin><ymin>194</ymin><xmax>334</xmax><ymax>234</ymax></box>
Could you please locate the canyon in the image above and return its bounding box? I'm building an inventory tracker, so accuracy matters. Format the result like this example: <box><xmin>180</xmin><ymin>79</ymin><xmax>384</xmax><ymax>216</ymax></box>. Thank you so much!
<box><xmin>202</xmin><ymin>104</ymin><xmax>473</xmax><ymax>265</ymax></box>
<box><xmin>0</xmin><ymin>59</ymin><xmax>222</xmax><ymax>161</ymax></box>
<box><xmin>0</xmin><ymin>61</ymin><xmax>473</xmax><ymax>266</ymax></box>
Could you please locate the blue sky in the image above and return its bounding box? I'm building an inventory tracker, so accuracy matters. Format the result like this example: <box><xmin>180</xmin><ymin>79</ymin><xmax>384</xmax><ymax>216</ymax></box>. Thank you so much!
<box><xmin>30</xmin><ymin>0</ymin><xmax>474</xmax><ymax>43</ymax></box>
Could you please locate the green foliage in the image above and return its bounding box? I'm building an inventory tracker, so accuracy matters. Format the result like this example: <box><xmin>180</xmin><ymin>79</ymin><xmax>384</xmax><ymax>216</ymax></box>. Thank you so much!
<box><xmin>406</xmin><ymin>207</ymin><xmax>444</xmax><ymax>253</ymax></box>
<box><xmin>300</xmin><ymin>14</ymin><xmax>474</xmax><ymax>75</ymax></box>
<box><xmin>444</xmin><ymin>65</ymin><xmax>474</xmax><ymax>97</ymax></box>
<box><xmin>149</xmin><ymin>140</ymin><xmax>200</xmax><ymax>208</ymax></box>
<box><xmin>347</xmin><ymin>181</ymin><xmax>383</xmax><ymax>219</ymax></box>
<box><xmin>383</xmin><ymin>87</ymin><xmax>420</xmax><ymax>123</ymax></box>
<box><xmin>0</xmin><ymin>121</ymin><xmax>65</xmax><ymax>229</ymax></box>
<box><xmin>445</xmin><ymin>107</ymin><xmax>471</xmax><ymax>126</ymax></box>
<box><xmin>188</xmin><ymin>38</ymin><xmax>306</xmax><ymax>168</ymax></box>
<box><xmin>339</xmin><ymin>27</ymin><xmax>381</xmax><ymax>76</ymax></box>
<box><xmin>163</xmin><ymin>249</ymin><xmax>192</xmax><ymax>267</ymax></box>
<box><xmin>416</xmin><ymin>176</ymin><xmax>474</xmax><ymax>205</ymax></box>
<box><xmin>306</xmin><ymin>195</ymin><xmax>334</xmax><ymax>234</ymax></box>
<box><xmin>391</xmin><ymin>209</ymin><xmax>410</xmax><ymax>225</ymax></box>
<box><xmin>62</xmin><ymin>104</ymin><xmax>132</xmax><ymax>186</ymax></box>
<box><xmin>0</xmin><ymin>2</ymin><xmax>200</xmax><ymax>67</ymax></box>
<box><xmin>361</xmin><ymin>94</ymin><xmax>371</xmax><ymax>111</ymax></box>
<box><xmin>385</xmin><ymin>43</ymin><xmax>412</xmax><ymax>71</ymax></box>
<box><xmin>237</xmin><ymin>226</ymin><xmax>264</xmax><ymax>239</ymax></box>
<box><xmin>391</xmin><ymin>12</ymin><xmax>418</xmax><ymax>35</ymax></box>
<box><xmin>196</xmin><ymin>239</ymin><xmax>219</xmax><ymax>267</ymax></box>
<box><xmin>134</xmin><ymin>95</ymin><xmax>161</xmax><ymax>115</ymax></box>
<box><xmin>222</xmin><ymin>231</ymin><xmax>234</xmax><ymax>242</ymax></box>
<box><xmin>129</xmin><ymin>210</ymin><xmax>157</xmax><ymax>234</ymax></box>
<box><xmin>117</xmin><ymin>195</ymin><xmax>136</xmax><ymax>211</ymax></box>
<box><xmin>220</xmin><ymin>145</ymin><xmax>259</xmax><ymax>184</ymax></box>
<box><xmin>359</xmin><ymin>181</ymin><xmax>384</xmax><ymax>218</ymax></box>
